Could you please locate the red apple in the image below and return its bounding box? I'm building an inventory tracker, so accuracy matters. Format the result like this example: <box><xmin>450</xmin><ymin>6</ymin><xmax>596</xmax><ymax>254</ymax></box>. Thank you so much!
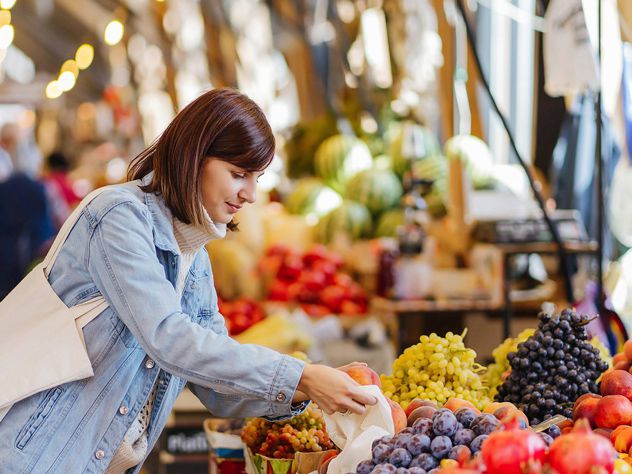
<box><xmin>573</xmin><ymin>396</ymin><xmax>601</xmax><ymax>427</ymax></box>
<box><xmin>593</xmin><ymin>395</ymin><xmax>632</xmax><ymax>429</ymax></box>
<box><xmin>320</xmin><ymin>285</ymin><xmax>346</xmax><ymax>313</ymax></box>
<box><xmin>601</xmin><ymin>370</ymin><xmax>632</xmax><ymax>400</ymax></box>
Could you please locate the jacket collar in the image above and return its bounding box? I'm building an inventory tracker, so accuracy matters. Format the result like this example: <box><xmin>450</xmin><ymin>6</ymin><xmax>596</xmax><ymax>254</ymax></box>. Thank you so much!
<box><xmin>140</xmin><ymin>172</ymin><xmax>181</xmax><ymax>256</ymax></box>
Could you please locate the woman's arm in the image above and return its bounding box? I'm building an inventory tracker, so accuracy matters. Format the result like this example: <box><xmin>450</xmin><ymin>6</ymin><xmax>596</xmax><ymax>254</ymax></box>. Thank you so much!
<box><xmin>86</xmin><ymin>199</ymin><xmax>304</xmax><ymax>418</ymax></box>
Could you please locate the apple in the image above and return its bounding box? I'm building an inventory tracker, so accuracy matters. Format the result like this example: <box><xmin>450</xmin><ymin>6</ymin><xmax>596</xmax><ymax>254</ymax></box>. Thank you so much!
<box><xmin>593</xmin><ymin>395</ymin><xmax>632</xmax><ymax>429</ymax></box>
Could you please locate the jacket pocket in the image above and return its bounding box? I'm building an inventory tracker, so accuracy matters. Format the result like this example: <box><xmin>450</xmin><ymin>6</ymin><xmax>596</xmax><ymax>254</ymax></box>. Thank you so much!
<box><xmin>15</xmin><ymin>387</ymin><xmax>64</xmax><ymax>450</ymax></box>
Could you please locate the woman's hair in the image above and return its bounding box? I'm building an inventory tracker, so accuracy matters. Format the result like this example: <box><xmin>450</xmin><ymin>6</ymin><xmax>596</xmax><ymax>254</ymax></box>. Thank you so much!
<box><xmin>127</xmin><ymin>88</ymin><xmax>275</xmax><ymax>231</ymax></box>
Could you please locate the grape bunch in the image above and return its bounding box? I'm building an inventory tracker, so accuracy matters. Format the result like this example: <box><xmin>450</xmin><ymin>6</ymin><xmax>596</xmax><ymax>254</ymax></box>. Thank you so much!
<box><xmin>355</xmin><ymin>407</ymin><xmax>500</xmax><ymax>474</ymax></box>
<box><xmin>381</xmin><ymin>331</ymin><xmax>490</xmax><ymax>411</ymax></box>
<box><xmin>484</xmin><ymin>328</ymin><xmax>535</xmax><ymax>399</ymax></box>
<box><xmin>495</xmin><ymin>309</ymin><xmax>609</xmax><ymax>424</ymax></box>
<box><xmin>241</xmin><ymin>405</ymin><xmax>335</xmax><ymax>459</ymax></box>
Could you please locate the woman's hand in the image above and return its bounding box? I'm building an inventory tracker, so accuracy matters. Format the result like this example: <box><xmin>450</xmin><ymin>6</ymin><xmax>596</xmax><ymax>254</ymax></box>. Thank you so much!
<box><xmin>295</xmin><ymin>364</ymin><xmax>378</xmax><ymax>415</ymax></box>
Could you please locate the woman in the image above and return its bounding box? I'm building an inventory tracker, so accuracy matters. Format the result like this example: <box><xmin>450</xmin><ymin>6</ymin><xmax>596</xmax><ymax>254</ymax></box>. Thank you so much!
<box><xmin>0</xmin><ymin>88</ymin><xmax>376</xmax><ymax>473</ymax></box>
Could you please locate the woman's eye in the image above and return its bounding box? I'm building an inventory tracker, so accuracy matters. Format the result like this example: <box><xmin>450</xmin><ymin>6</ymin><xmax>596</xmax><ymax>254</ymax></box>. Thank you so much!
<box><xmin>232</xmin><ymin>172</ymin><xmax>246</xmax><ymax>179</ymax></box>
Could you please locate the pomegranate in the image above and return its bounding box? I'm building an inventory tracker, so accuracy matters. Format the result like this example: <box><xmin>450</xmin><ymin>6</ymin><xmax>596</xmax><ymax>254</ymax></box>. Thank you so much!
<box><xmin>481</xmin><ymin>415</ymin><xmax>546</xmax><ymax>474</ymax></box>
<box><xmin>548</xmin><ymin>419</ymin><xmax>616</xmax><ymax>474</ymax></box>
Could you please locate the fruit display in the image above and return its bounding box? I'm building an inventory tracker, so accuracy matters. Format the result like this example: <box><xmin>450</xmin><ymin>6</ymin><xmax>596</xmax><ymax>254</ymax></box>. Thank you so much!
<box><xmin>315</xmin><ymin>200</ymin><xmax>373</xmax><ymax>244</ymax></box>
<box><xmin>345</xmin><ymin>168</ymin><xmax>403</xmax><ymax>215</ymax></box>
<box><xmin>380</xmin><ymin>331</ymin><xmax>490</xmax><ymax>411</ymax></box>
<box><xmin>234</xmin><ymin>313</ymin><xmax>312</xmax><ymax>353</ymax></box>
<box><xmin>207</xmin><ymin>239</ymin><xmax>261</xmax><ymax>301</ymax></box>
<box><xmin>284</xmin><ymin>178</ymin><xmax>342</xmax><ymax>217</ymax></box>
<box><xmin>314</xmin><ymin>134</ymin><xmax>373</xmax><ymax>194</ymax></box>
<box><xmin>386</xmin><ymin>121</ymin><xmax>441</xmax><ymax>178</ymax></box>
<box><xmin>241</xmin><ymin>405</ymin><xmax>336</xmax><ymax>459</ymax></box>
<box><xmin>494</xmin><ymin>309</ymin><xmax>609</xmax><ymax>424</ymax></box>
<box><xmin>217</xmin><ymin>297</ymin><xmax>265</xmax><ymax>336</ymax></box>
<box><xmin>261</xmin><ymin>244</ymin><xmax>368</xmax><ymax>315</ymax></box>
<box><xmin>484</xmin><ymin>328</ymin><xmax>535</xmax><ymax>399</ymax></box>
<box><xmin>374</xmin><ymin>209</ymin><xmax>405</xmax><ymax>238</ymax></box>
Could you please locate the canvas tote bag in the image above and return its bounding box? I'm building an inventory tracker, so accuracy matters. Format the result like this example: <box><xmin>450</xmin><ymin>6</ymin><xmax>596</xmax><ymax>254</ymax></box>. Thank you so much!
<box><xmin>0</xmin><ymin>186</ymin><xmax>112</xmax><ymax>422</ymax></box>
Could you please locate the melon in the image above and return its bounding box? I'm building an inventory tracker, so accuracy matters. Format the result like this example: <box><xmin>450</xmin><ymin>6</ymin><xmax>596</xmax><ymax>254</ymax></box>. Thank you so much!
<box><xmin>316</xmin><ymin>200</ymin><xmax>372</xmax><ymax>244</ymax></box>
<box><xmin>388</xmin><ymin>121</ymin><xmax>441</xmax><ymax>177</ymax></box>
<box><xmin>444</xmin><ymin>134</ymin><xmax>495</xmax><ymax>189</ymax></box>
<box><xmin>346</xmin><ymin>168</ymin><xmax>403</xmax><ymax>215</ymax></box>
<box><xmin>284</xmin><ymin>178</ymin><xmax>342</xmax><ymax>217</ymax></box>
<box><xmin>375</xmin><ymin>208</ymin><xmax>406</xmax><ymax>237</ymax></box>
<box><xmin>314</xmin><ymin>134</ymin><xmax>373</xmax><ymax>194</ymax></box>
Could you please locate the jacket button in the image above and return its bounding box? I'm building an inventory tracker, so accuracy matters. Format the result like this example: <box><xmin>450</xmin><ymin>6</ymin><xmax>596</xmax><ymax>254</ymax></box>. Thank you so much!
<box><xmin>95</xmin><ymin>450</ymin><xmax>105</xmax><ymax>460</ymax></box>
<box><xmin>145</xmin><ymin>359</ymin><xmax>155</xmax><ymax>369</ymax></box>
<box><xmin>119</xmin><ymin>405</ymin><xmax>129</xmax><ymax>415</ymax></box>
<box><xmin>276</xmin><ymin>392</ymin><xmax>286</xmax><ymax>402</ymax></box>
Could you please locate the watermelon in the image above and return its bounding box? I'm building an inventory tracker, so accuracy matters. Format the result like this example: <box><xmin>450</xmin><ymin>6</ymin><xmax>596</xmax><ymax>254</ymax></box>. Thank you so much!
<box><xmin>387</xmin><ymin>121</ymin><xmax>441</xmax><ymax>177</ymax></box>
<box><xmin>314</xmin><ymin>134</ymin><xmax>373</xmax><ymax>194</ymax></box>
<box><xmin>316</xmin><ymin>200</ymin><xmax>372</xmax><ymax>244</ymax></box>
<box><xmin>346</xmin><ymin>168</ymin><xmax>403</xmax><ymax>215</ymax></box>
<box><xmin>284</xmin><ymin>178</ymin><xmax>342</xmax><ymax>217</ymax></box>
<box><xmin>375</xmin><ymin>209</ymin><xmax>406</xmax><ymax>237</ymax></box>
<box><xmin>444</xmin><ymin>134</ymin><xmax>495</xmax><ymax>189</ymax></box>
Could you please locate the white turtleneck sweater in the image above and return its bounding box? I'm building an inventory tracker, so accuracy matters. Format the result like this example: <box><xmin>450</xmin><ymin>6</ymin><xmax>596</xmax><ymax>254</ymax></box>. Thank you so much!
<box><xmin>106</xmin><ymin>210</ymin><xmax>225</xmax><ymax>474</ymax></box>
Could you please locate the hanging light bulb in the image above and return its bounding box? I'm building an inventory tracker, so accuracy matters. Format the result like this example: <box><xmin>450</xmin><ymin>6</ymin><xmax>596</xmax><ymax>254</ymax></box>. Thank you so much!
<box><xmin>75</xmin><ymin>44</ymin><xmax>94</xmax><ymax>69</ymax></box>
<box><xmin>0</xmin><ymin>0</ymin><xmax>17</xmax><ymax>10</ymax></box>
<box><xmin>104</xmin><ymin>20</ymin><xmax>124</xmax><ymax>46</ymax></box>
<box><xmin>0</xmin><ymin>10</ymin><xmax>11</xmax><ymax>27</ymax></box>
<box><xmin>61</xmin><ymin>59</ymin><xmax>79</xmax><ymax>77</ymax></box>
<box><xmin>0</xmin><ymin>24</ymin><xmax>14</xmax><ymax>49</ymax></box>
<box><xmin>45</xmin><ymin>81</ymin><xmax>62</xmax><ymax>99</ymax></box>
<box><xmin>58</xmin><ymin>71</ymin><xmax>76</xmax><ymax>91</ymax></box>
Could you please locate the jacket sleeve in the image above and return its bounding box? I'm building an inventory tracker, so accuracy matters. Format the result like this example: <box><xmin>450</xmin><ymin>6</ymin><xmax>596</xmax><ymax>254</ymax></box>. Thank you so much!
<box><xmin>86</xmin><ymin>199</ymin><xmax>305</xmax><ymax>418</ymax></box>
<box><xmin>188</xmin><ymin>383</ymin><xmax>309</xmax><ymax>420</ymax></box>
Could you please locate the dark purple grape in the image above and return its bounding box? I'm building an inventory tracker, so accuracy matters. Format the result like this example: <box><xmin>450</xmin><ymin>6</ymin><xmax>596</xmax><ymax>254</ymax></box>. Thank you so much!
<box><xmin>373</xmin><ymin>443</ymin><xmax>394</xmax><ymax>464</ymax></box>
<box><xmin>432</xmin><ymin>411</ymin><xmax>458</xmax><ymax>437</ymax></box>
<box><xmin>430</xmin><ymin>435</ymin><xmax>452</xmax><ymax>459</ymax></box>
<box><xmin>454</xmin><ymin>408</ymin><xmax>477</xmax><ymax>428</ymax></box>
<box><xmin>447</xmin><ymin>445</ymin><xmax>471</xmax><ymax>461</ymax></box>
<box><xmin>394</xmin><ymin>434</ymin><xmax>413</xmax><ymax>450</ymax></box>
<box><xmin>412</xmin><ymin>418</ymin><xmax>433</xmax><ymax>437</ymax></box>
<box><xmin>410</xmin><ymin>453</ymin><xmax>438</xmax><ymax>471</ymax></box>
<box><xmin>400</xmin><ymin>427</ymin><xmax>414</xmax><ymax>436</ymax></box>
<box><xmin>404</xmin><ymin>434</ymin><xmax>431</xmax><ymax>457</ymax></box>
<box><xmin>373</xmin><ymin>464</ymin><xmax>397</xmax><ymax>474</ymax></box>
<box><xmin>373</xmin><ymin>436</ymin><xmax>393</xmax><ymax>450</ymax></box>
<box><xmin>395</xmin><ymin>468</ymin><xmax>408</xmax><ymax>474</ymax></box>
<box><xmin>539</xmin><ymin>432</ymin><xmax>554</xmax><ymax>447</ymax></box>
<box><xmin>428</xmin><ymin>469</ymin><xmax>440</xmax><ymax>474</ymax></box>
<box><xmin>408</xmin><ymin>468</ymin><xmax>427</xmax><ymax>474</ymax></box>
<box><xmin>452</xmin><ymin>428</ymin><xmax>476</xmax><ymax>446</ymax></box>
<box><xmin>470</xmin><ymin>435</ymin><xmax>488</xmax><ymax>453</ymax></box>
<box><xmin>388</xmin><ymin>448</ymin><xmax>412</xmax><ymax>468</ymax></box>
<box><xmin>356</xmin><ymin>460</ymin><xmax>375</xmax><ymax>474</ymax></box>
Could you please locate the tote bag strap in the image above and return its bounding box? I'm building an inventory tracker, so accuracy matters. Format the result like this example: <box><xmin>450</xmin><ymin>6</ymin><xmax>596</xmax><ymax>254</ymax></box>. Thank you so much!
<box><xmin>42</xmin><ymin>186</ymin><xmax>113</xmax><ymax>278</ymax></box>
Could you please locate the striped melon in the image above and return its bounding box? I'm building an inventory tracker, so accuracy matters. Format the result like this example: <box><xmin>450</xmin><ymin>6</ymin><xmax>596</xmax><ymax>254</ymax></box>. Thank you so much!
<box><xmin>346</xmin><ymin>168</ymin><xmax>403</xmax><ymax>215</ymax></box>
<box><xmin>314</xmin><ymin>134</ymin><xmax>373</xmax><ymax>194</ymax></box>
<box><xmin>388</xmin><ymin>121</ymin><xmax>441</xmax><ymax>177</ymax></box>
<box><xmin>375</xmin><ymin>209</ymin><xmax>406</xmax><ymax>237</ymax></box>
<box><xmin>410</xmin><ymin>156</ymin><xmax>448</xmax><ymax>218</ymax></box>
<box><xmin>444</xmin><ymin>134</ymin><xmax>495</xmax><ymax>189</ymax></box>
<box><xmin>316</xmin><ymin>200</ymin><xmax>372</xmax><ymax>244</ymax></box>
<box><xmin>285</xmin><ymin>178</ymin><xmax>342</xmax><ymax>217</ymax></box>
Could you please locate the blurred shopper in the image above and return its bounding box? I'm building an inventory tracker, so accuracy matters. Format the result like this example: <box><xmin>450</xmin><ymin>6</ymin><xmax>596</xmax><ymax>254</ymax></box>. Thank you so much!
<box><xmin>43</xmin><ymin>151</ymin><xmax>81</xmax><ymax>229</ymax></box>
<box><xmin>0</xmin><ymin>89</ymin><xmax>376</xmax><ymax>473</ymax></box>
<box><xmin>0</xmin><ymin>124</ymin><xmax>54</xmax><ymax>299</ymax></box>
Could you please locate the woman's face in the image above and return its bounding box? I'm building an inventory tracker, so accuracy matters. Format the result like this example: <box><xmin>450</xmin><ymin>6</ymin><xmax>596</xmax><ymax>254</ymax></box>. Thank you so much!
<box><xmin>200</xmin><ymin>158</ymin><xmax>264</xmax><ymax>224</ymax></box>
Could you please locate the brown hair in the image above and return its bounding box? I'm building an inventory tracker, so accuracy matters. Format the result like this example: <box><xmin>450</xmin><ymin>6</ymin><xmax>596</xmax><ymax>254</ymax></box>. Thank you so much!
<box><xmin>127</xmin><ymin>88</ymin><xmax>275</xmax><ymax>231</ymax></box>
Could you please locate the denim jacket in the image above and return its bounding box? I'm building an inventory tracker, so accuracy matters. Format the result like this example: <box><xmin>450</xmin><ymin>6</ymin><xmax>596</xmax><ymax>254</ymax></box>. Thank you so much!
<box><xmin>0</xmin><ymin>175</ymin><xmax>306</xmax><ymax>473</ymax></box>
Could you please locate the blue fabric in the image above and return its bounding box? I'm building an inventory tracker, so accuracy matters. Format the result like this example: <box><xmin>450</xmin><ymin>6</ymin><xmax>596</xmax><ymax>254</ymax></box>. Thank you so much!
<box><xmin>0</xmin><ymin>173</ymin><xmax>55</xmax><ymax>299</ymax></box>
<box><xmin>0</xmin><ymin>176</ymin><xmax>306</xmax><ymax>473</ymax></box>
<box><xmin>622</xmin><ymin>43</ymin><xmax>632</xmax><ymax>162</ymax></box>
<box><xmin>550</xmin><ymin>94</ymin><xmax>620</xmax><ymax>261</ymax></box>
